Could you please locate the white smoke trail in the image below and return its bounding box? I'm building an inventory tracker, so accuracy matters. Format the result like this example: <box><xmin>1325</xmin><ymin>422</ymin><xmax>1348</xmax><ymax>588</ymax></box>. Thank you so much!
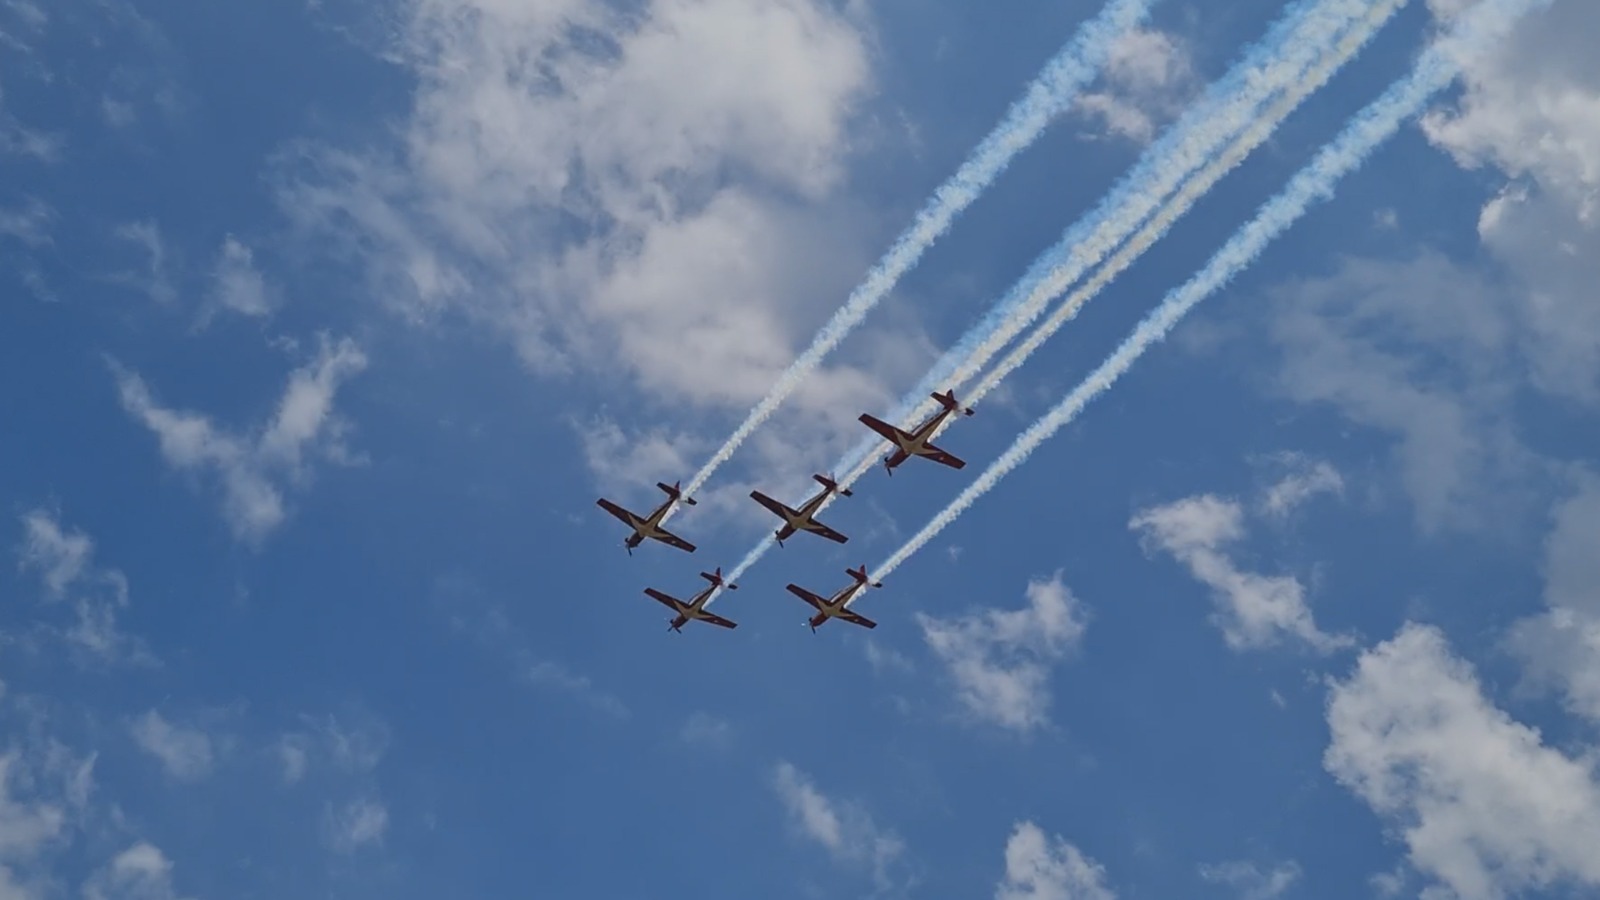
<box><xmin>840</xmin><ymin>0</ymin><xmax>1403</xmax><ymax>484</ymax></box>
<box><xmin>709</xmin><ymin>0</ymin><xmax>1401</xmax><ymax>603</ymax></box>
<box><xmin>872</xmin><ymin>0</ymin><xmax>1549</xmax><ymax>581</ymax></box>
<box><xmin>666</xmin><ymin>0</ymin><xmax>1158</xmax><ymax>521</ymax></box>
<box><xmin>960</xmin><ymin>0</ymin><xmax>1405</xmax><ymax>408</ymax></box>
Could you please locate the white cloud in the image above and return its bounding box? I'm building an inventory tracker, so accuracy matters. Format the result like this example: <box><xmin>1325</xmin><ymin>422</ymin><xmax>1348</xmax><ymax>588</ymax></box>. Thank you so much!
<box><xmin>0</xmin><ymin>199</ymin><xmax>51</xmax><ymax>248</ymax></box>
<box><xmin>128</xmin><ymin>711</ymin><xmax>214</xmax><ymax>782</ymax></box>
<box><xmin>323</xmin><ymin>798</ymin><xmax>388</xmax><ymax>853</ymax></box>
<box><xmin>1257</xmin><ymin>453</ymin><xmax>1344</xmax><ymax>518</ymax></box>
<box><xmin>1198</xmin><ymin>859</ymin><xmax>1302</xmax><ymax>899</ymax></box>
<box><xmin>916</xmin><ymin>573</ymin><xmax>1090</xmax><ymax>732</ymax></box>
<box><xmin>1073</xmin><ymin>28</ymin><xmax>1194</xmax><ymax>143</ymax></box>
<box><xmin>206</xmin><ymin>235</ymin><xmax>275</xmax><ymax>320</ymax></box>
<box><xmin>1265</xmin><ymin>253</ymin><xmax>1537</xmax><ymax>534</ymax></box>
<box><xmin>276</xmin><ymin>711</ymin><xmax>389</xmax><ymax>784</ymax></box>
<box><xmin>1131</xmin><ymin>495</ymin><xmax>1351</xmax><ymax>653</ymax></box>
<box><xmin>14</xmin><ymin>511</ymin><xmax>149</xmax><ymax>666</ymax></box>
<box><xmin>678</xmin><ymin>712</ymin><xmax>733</xmax><ymax>750</ymax></box>
<box><xmin>278</xmin><ymin>0</ymin><xmax>894</xmax><ymax>484</ymax></box>
<box><xmin>1421</xmin><ymin>0</ymin><xmax>1600</xmax><ymax>409</ymax></box>
<box><xmin>113</xmin><ymin>334</ymin><xmax>368</xmax><ymax>544</ymax></box>
<box><xmin>772</xmin><ymin>761</ymin><xmax>905</xmax><ymax>890</ymax></box>
<box><xmin>1324</xmin><ymin>622</ymin><xmax>1600</xmax><ymax>900</ymax></box>
<box><xmin>1506</xmin><ymin>472</ymin><xmax>1600</xmax><ymax>724</ymax></box>
<box><xmin>16</xmin><ymin>511</ymin><xmax>92</xmax><ymax>597</ymax></box>
<box><xmin>995</xmin><ymin>821</ymin><xmax>1114</xmax><ymax>900</ymax></box>
<box><xmin>83</xmin><ymin>842</ymin><xmax>193</xmax><ymax>900</ymax></box>
<box><xmin>107</xmin><ymin>221</ymin><xmax>177</xmax><ymax>305</ymax></box>
<box><xmin>276</xmin><ymin>736</ymin><xmax>309</xmax><ymax>786</ymax></box>
<box><xmin>523</xmin><ymin>660</ymin><xmax>629</xmax><ymax>719</ymax></box>
<box><xmin>0</xmin><ymin>754</ymin><xmax>65</xmax><ymax>860</ymax></box>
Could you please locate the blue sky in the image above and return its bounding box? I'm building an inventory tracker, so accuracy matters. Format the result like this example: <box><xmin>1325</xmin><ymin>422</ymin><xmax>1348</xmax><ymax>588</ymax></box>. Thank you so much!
<box><xmin>4</xmin><ymin>0</ymin><xmax>1600</xmax><ymax>898</ymax></box>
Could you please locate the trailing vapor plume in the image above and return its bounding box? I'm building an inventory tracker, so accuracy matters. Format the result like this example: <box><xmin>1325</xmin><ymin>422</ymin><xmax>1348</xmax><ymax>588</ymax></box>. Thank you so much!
<box><xmin>870</xmin><ymin>0</ymin><xmax>1549</xmax><ymax>582</ymax></box>
<box><xmin>666</xmin><ymin>0</ymin><xmax>1159</xmax><ymax>522</ymax></box>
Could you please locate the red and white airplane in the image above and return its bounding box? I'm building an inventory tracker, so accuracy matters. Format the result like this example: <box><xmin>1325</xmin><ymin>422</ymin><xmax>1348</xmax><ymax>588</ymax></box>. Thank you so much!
<box><xmin>595</xmin><ymin>481</ymin><xmax>696</xmax><ymax>555</ymax></box>
<box><xmin>858</xmin><ymin>389</ymin><xmax>975</xmax><ymax>475</ymax></box>
<box><xmin>786</xmin><ymin>565</ymin><xmax>883</xmax><ymax>632</ymax></box>
<box><xmin>645</xmin><ymin>568</ymin><xmax>738</xmax><ymax>632</ymax></box>
<box><xmin>750</xmin><ymin>474</ymin><xmax>852</xmax><ymax>546</ymax></box>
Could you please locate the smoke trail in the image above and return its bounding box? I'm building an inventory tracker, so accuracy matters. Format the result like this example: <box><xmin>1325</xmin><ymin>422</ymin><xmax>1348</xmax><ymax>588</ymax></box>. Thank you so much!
<box><xmin>918</xmin><ymin>0</ymin><xmax>1389</xmax><ymax>406</ymax></box>
<box><xmin>873</xmin><ymin>0</ymin><xmax>1548</xmax><ymax>581</ymax></box>
<box><xmin>712</xmin><ymin>0</ymin><xmax>1400</xmax><ymax>603</ymax></box>
<box><xmin>841</xmin><ymin>0</ymin><xmax>1401</xmax><ymax>484</ymax></box>
<box><xmin>960</xmin><ymin>0</ymin><xmax>1405</xmax><ymax>408</ymax></box>
<box><xmin>666</xmin><ymin>0</ymin><xmax>1158</xmax><ymax>520</ymax></box>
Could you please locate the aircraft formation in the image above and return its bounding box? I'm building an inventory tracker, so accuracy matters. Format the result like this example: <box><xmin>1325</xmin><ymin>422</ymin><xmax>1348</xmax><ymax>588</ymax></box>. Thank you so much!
<box><xmin>595</xmin><ymin>389</ymin><xmax>973</xmax><ymax>632</ymax></box>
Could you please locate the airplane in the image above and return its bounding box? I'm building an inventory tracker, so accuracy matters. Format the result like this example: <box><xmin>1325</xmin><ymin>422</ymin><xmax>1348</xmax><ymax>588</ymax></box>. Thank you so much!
<box><xmin>785</xmin><ymin>565</ymin><xmax>883</xmax><ymax>632</ymax></box>
<box><xmin>645</xmin><ymin>568</ymin><xmax>738</xmax><ymax>632</ymax></box>
<box><xmin>750</xmin><ymin>473</ymin><xmax>853</xmax><ymax>547</ymax></box>
<box><xmin>858</xmin><ymin>389</ymin><xmax>975</xmax><ymax>475</ymax></box>
<box><xmin>595</xmin><ymin>481</ymin><xmax>697</xmax><ymax>555</ymax></box>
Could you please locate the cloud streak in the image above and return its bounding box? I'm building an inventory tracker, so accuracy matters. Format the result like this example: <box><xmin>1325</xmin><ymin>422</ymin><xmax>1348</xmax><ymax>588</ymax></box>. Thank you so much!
<box><xmin>113</xmin><ymin>335</ymin><xmax>368</xmax><ymax>544</ymax></box>
<box><xmin>874</xmin><ymin>0</ymin><xmax>1549</xmax><ymax>580</ymax></box>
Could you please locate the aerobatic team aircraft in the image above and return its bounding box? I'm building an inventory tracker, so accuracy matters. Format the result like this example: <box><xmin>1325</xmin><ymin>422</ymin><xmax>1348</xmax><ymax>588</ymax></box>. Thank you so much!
<box><xmin>785</xmin><ymin>565</ymin><xmax>883</xmax><ymax>632</ymax></box>
<box><xmin>596</xmin><ymin>481</ymin><xmax>697</xmax><ymax>555</ymax></box>
<box><xmin>750</xmin><ymin>473</ymin><xmax>853</xmax><ymax>546</ymax></box>
<box><xmin>645</xmin><ymin>568</ymin><xmax>738</xmax><ymax>632</ymax></box>
<box><xmin>859</xmin><ymin>389</ymin><xmax>975</xmax><ymax>475</ymax></box>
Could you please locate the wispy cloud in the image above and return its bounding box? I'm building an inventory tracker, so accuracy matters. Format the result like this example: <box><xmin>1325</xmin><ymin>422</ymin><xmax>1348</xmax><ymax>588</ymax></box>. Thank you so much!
<box><xmin>1198</xmin><ymin>859</ymin><xmax>1302</xmax><ymax>899</ymax></box>
<box><xmin>996</xmin><ymin>821</ymin><xmax>1115</xmax><ymax>900</ymax></box>
<box><xmin>1132</xmin><ymin>494</ymin><xmax>1352</xmax><ymax>653</ymax></box>
<box><xmin>772</xmin><ymin>761</ymin><xmax>906</xmax><ymax>892</ymax></box>
<box><xmin>916</xmin><ymin>573</ymin><xmax>1089</xmax><ymax>732</ymax></box>
<box><xmin>1506</xmin><ymin>472</ymin><xmax>1600</xmax><ymax>725</ymax></box>
<box><xmin>113</xmin><ymin>334</ymin><xmax>368</xmax><ymax>544</ymax></box>
<box><xmin>107</xmin><ymin>220</ymin><xmax>178</xmax><ymax>305</ymax></box>
<box><xmin>83</xmin><ymin>842</ymin><xmax>195</xmax><ymax>900</ymax></box>
<box><xmin>205</xmin><ymin>235</ymin><xmax>276</xmax><ymax>321</ymax></box>
<box><xmin>678</xmin><ymin>712</ymin><xmax>733</xmax><ymax>750</ymax></box>
<box><xmin>0</xmin><ymin>198</ymin><xmax>53</xmax><ymax>247</ymax></box>
<box><xmin>1075</xmin><ymin>27</ymin><xmax>1196</xmax><ymax>143</ymax></box>
<box><xmin>128</xmin><ymin>711</ymin><xmax>215</xmax><ymax>782</ymax></box>
<box><xmin>1257</xmin><ymin>453</ymin><xmax>1344</xmax><ymax>518</ymax></box>
<box><xmin>275</xmin><ymin>711</ymin><xmax>390</xmax><ymax>785</ymax></box>
<box><xmin>1325</xmin><ymin>622</ymin><xmax>1600</xmax><ymax>899</ymax></box>
<box><xmin>323</xmin><ymin>797</ymin><xmax>388</xmax><ymax>854</ymax></box>
<box><xmin>439</xmin><ymin>576</ymin><xmax>630</xmax><ymax>719</ymax></box>
<box><xmin>17</xmin><ymin>509</ymin><xmax>93</xmax><ymax>596</ymax></box>
<box><xmin>15</xmin><ymin>510</ymin><xmax>152</xmax><ymax>666</ymax></box>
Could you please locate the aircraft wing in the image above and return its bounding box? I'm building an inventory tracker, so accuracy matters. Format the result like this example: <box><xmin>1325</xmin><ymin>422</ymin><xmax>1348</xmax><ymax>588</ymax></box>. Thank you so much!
<box><xmin>836</xmin><ymin>608</ymin><xmax>878</xmax><ymax>629</ymax></box>
<box><xmin>596</xmin><ymin>498</ymin><xmax>641</xmax><ymax>527</ymax></box>
<box><xmin>750</xmin><ymin>491</ymin><xmax>798</xmax><ymax>521</ymax></box>
<box><xmin>918</xmin><ymin>443</ymin><xmax>967</xmax><ymax>470</ymax></box>
<box><xmin>859</xmin><ymin>413</ymin><xmax>912</xmax><ymax>445</ymax></box>
<box><xmin>805</xmin><ymin>520</ymin><xmax>849</xmax><ymax>544</ymax></box>
<box><xmin>644</xmin><ymin>588</ymin><xmax>683</xmax><ymax>611</ymax></box>
<box><xmin>697</xmin><ymin>611</ymin><xmax>738</xmax><ymax>629</ymax></box>
<box><xmin>785</xmin><ymin>584</ymin><xmax>828</xmax><ymax>610</ymax></box>
<box><xmin>651</xmin><ymin>529</ymin><xmax>697</xmax><ymax>554</ymax></box>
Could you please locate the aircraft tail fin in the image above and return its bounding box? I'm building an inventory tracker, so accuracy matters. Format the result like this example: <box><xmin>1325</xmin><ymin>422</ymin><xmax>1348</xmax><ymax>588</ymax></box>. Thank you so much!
<box><xmin>814</xmin><ymin>473</ymin><xmax>853</xmax><ymax>498</ymax></box>
<box><xmin>658</xmin><ymin>481</ymin><xmax>697</xmax><ymax>505</ymax></box>
<box><xmin>700</xmin><ymin>569</ymin><xmax>738</xmax><ymax>591</ymax></box>
<box><xmin>847</xmin><ymin>565</ymin><xmax>881</xmax><ymax>588</ymax></box>
<box><xmin>932</xmin><ymin>389</ymin><xmax>975</xmax><ymax>417</ymax></box>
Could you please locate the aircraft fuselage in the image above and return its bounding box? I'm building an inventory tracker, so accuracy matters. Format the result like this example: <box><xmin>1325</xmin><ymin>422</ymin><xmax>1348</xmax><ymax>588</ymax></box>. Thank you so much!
<box><xmin>895</xmin><ymin>407</ymin><xmax>957</xmax><ymax>456</ymax></box>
